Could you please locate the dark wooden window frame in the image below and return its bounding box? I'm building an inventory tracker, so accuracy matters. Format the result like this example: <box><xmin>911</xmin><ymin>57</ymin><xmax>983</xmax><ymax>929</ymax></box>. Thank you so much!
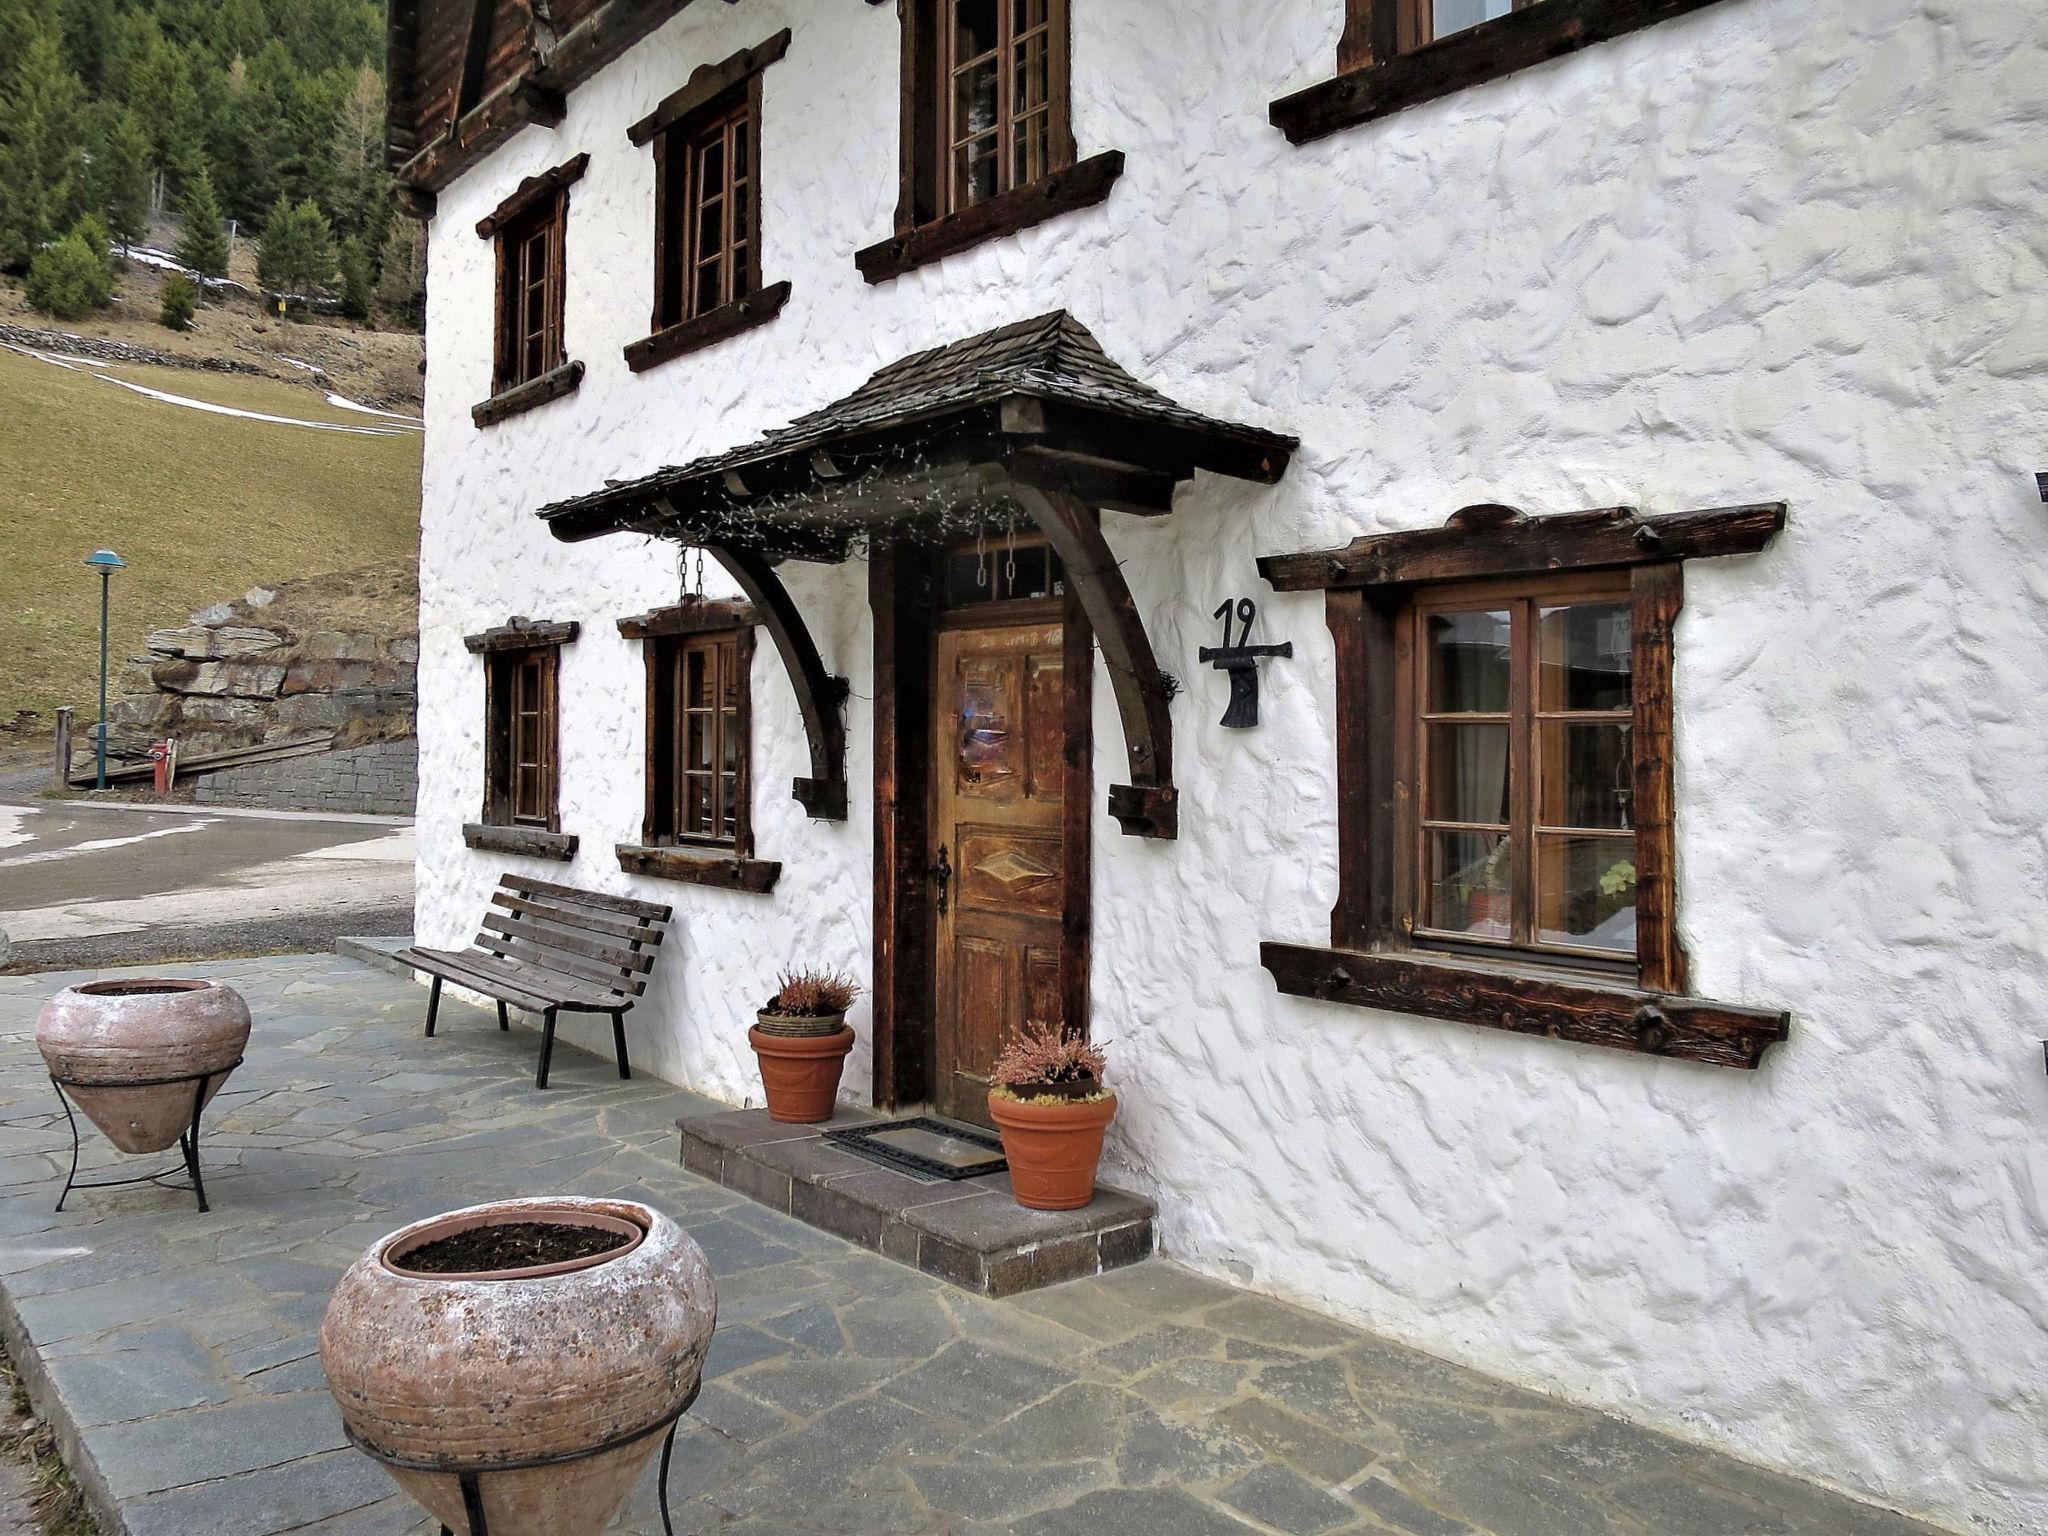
<box><xmin>1255</xmin><ymin>501</ymin><xmax>1792</xmax><ymax>1070</ymax></box>
<box><xmin>624</xmin><ymin>30</ymin><xmax>794</xmax><ymax>374</ymax></box>
<box><xmin>615</xmin><ymin>601</ymin><xmax>781</xmax><ymax>893</ymax></box>
<box><xmin>1271</xmin><ymin>0</ymin><xmax>1738</xmax><ymax>147</ymax></box>
<box><xmin>856</xmin><ymin>0</ymin><xmax>1126</xmax><ymax>285</ymax></box>
<box><xmin>473</xmin><ymin>154</ymin><xmax>589</xmax><ymax>426</ymax></box>
<box><xmin>463</xmin><ymin>617</ymin><xmax>580</xmax><ymax>861</ymax></box>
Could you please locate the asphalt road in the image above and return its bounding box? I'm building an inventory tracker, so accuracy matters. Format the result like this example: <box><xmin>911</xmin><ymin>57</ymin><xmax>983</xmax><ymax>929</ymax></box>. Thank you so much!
<box><xmin>0</xmin><ymin>796</ymin><xmax>412</xmax><ymax>973</ymax></box>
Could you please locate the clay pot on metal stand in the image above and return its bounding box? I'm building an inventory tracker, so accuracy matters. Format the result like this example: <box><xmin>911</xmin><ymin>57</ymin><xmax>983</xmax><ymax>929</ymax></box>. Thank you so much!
<box><xmin>35</xmin><ymin>979</ymin><xmax>250</xmax><ymax>1153</ymax></box>
<box><xmin>750</xmin><ymin>1013</ymin><xmax>854</xmax><ymax>1123</ymax></box>
<box><xmin>987</xmin><ymin>1079</ymin><xmax>1118</xmax><ymax>1211</ymax></box>
<box><xmin>320</xmin><ymin>1196</ymin><xmax>716</xmax><ymax>1536</ymax></box>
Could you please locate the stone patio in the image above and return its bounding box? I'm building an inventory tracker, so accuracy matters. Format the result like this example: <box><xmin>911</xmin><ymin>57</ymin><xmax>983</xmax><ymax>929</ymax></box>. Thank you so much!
<box><xmin>0</xmin><ymin>954</ymin><xmax>1949</xmax><ymax>1536</ymax></box>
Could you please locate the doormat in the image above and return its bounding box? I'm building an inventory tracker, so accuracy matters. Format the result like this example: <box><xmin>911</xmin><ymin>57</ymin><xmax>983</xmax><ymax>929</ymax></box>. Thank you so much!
<box><xmin>822</xmin><ymin>1117</ymin><xmax>1007</xmax><ymax>1181</ymax></box>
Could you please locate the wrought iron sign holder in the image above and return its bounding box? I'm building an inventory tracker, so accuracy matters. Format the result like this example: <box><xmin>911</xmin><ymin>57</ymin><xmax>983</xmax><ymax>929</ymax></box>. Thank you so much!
<box><xmin>1198</xmin><ymin>598</ymin><xmax>1291</xmax><ymax>728</ymax></box>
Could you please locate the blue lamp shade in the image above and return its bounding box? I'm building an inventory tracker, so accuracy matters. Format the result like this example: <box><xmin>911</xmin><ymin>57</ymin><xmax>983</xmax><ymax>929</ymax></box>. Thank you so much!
<box><xmin>84</xmin><ymin>549</ymin><xmax>126</xmax><ymax>571</ymax></box>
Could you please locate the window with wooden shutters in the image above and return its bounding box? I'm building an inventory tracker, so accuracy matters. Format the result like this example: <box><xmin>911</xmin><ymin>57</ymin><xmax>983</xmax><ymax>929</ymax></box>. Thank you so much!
<box><xmin>857</xmin><ymin>0</ymin><xmax>1124</xmax><ymax>284</ymax></box>
<box><xmin>485</xmin><ymin>645</ymin><xmax>560</xmax><ymax>831</ymax></box>
<box><xmin>1255</xmin><ymin>502</ymin><xmax>1794</xmax><ymax>1071</ymax></box>
<box><xmin>1271</xmin><ymin>1</ymin><xmax>1738</xmax><ymax>147</ymax></box>
<box><xmin>648</xmin><ymin>630</ymin><xmax>753</xmax><ymax>852</ymax></box>
<box><xmin>624</xmin><ymin>31</ymin><xmax>792</xmax><ymax>374</ymax></box>
<box><xmin>473</xmin><ymin>154</ymin><xmax>586</xmax><ymax>425</ymax></box>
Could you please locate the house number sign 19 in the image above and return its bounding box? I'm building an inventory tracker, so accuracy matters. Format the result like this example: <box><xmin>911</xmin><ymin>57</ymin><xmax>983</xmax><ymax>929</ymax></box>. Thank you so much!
<box><xmin>1199</xmin><ymin>598</ymin><xmax>1291</xmax><ymax>729</ymax></box>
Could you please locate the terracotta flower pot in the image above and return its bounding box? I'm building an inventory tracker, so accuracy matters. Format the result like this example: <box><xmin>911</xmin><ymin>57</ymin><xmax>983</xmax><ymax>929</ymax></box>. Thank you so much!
<box><xmin>987</xmin><ymin>1088</ymin><xmax>1118</xmax><ymax>1211</ymax></box>
<box><xmin>753</xmin><ymin>1007</ymin><xmax>850</xmax><ymax>1040</ymax></box>
<box><xmin>320</xmin><ymin>1197</ymin><xmax>716</xmax><ymax>1536</ymax></box>
<box><xmin>35</xmin><ymin>979</ymin><xmax>251</xmax><ymax>1153</ymax></box>
<box><xmin>749</xmin><ymin>1024</ymin><xmax>855</xmax><ymax>1122</ymax></box>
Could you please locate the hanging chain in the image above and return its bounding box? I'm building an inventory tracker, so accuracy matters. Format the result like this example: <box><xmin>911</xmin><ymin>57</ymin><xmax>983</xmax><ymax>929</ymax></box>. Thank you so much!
<box><xmin>1003</xmin><ymin>515</ymin><xmax>1018</xmax><ymax>590</ymax></box>
<box><xmin>974</xmin><ymin>526</ymin><xmax>988</xmax><ymax>590</ymax></box>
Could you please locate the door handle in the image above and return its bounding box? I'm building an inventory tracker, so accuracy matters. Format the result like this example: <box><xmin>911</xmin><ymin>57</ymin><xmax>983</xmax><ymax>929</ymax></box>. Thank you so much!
<box><xmin>930</xmin><ymin>844</ymin><xmax>952</xmax><ymax>915</ymax></box>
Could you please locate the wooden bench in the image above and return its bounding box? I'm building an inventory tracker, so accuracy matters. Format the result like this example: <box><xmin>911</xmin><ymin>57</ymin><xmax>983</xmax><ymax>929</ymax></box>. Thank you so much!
<box><xmin>396</xmin><ymin>875</ymin><xmax>673</xmax><ymax>1089</ymax></box>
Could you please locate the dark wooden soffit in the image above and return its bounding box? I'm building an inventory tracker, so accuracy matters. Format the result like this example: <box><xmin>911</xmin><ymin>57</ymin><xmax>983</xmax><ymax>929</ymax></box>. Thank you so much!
<box><xmin>1271</xmin><ymin>0</ymin><xmax>1737</xmax><ymax>147</ymax></box>
<box><xmin>1258</xmin><ymin>502</ymin><xmax>1786</xmax><ymax>592</ymax></box>
<box><xmin>856</xmin><ymin>151</ymin><xmax>1125</xmax><ymax>285</ymax></box>
<box><xmin>395</xmin><ymin>0</ymin><xmax>710</xmax><ymax>197</ymax></box>
<box><xmin>628</xmin><ymin>27</ymin><xmax>791</xmax><ymax>145</ymax></box>
<box><xmin>617</xmin><ymin>597</ymin><xmax>761</xmax><ymax>639</ymax></box>
<box><xmin>1261</xmin><ymin>942</ymin><xmax>1789</xmax><ymax>1070</ymax></box>
<box><xmin>476</xmin><ymin>153</ymin><xmax>590</xmax><ymax>238</ymax></box>
<box><xmin>1011</xmin><ymin>485</ymin><xmax>1177</xmax><ymax>840</ymax></box>
<box><xmin>464</xmin><ymin>617</ymin><xmax>582</xmax><ymax>653</ymax></box>
<box><xmin>702</xmin><ymin>545</ymin><xmax>851</xmax><ymax>823</ymax></box>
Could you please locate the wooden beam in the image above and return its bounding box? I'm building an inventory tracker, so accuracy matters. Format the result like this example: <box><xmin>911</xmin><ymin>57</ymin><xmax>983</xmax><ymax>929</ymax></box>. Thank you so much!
<box><xmin>1257</xmin><ymin>502</ymin><xmax>1787</xmax><ymax>592</ymax></box>
<box><xmin>464</xmin><ymin>823</ymin><xmax>579</xmax><ymax>861</ymax></box>
<box><xmin>626</xmin><ymin>28</ymin><xmax>792</xmax><ymax>144</ymax></box>
<box><xmin>616</xmin><ymin>598</ymin><xmax>760</xmax><ymax>639</ymax></box>
<box><xmin>855</xmin><ymin>150</ymin><xmax>1126</xmax><ymax>285</ymax></box>
<box><xmin>476</xmin><ymin>152</ymin><xmax>590</xmax><ymax>238</ymax></box>
<box><xmin>464</xmin><ymin>617</ymin><xmax>579</xmax><ymax>653</ymax></box>
<box><xmin>1260</xmin><ymin>941</ymin><xmax>1789</xmax><ymax>1070</ymax></box>
<box><xmin>703</xmin><ymin>545</ymin><xmax>850</xmax><ymax>820</ymax></box>
<box><xmin>616</xmin><ymin>843</ymin><xmax>781</xmax><ymax>892</ymax></box>
<box><xmin>1010</xmin><ymin>485</ymin><xmax>1177</xmax><ymax>839</ymax></box>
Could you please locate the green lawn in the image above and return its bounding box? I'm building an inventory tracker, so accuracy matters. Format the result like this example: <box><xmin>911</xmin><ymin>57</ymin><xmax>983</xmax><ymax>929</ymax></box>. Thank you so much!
<box><xmin>0</xmin><ymin>347</ymin><xmax>422</xmax><ymax>722</ymax></box>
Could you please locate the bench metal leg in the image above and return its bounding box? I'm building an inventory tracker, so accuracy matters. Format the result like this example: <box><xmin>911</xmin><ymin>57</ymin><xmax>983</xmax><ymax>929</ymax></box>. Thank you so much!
<box><xmin>424</xmin><ymin>975</ymin><xmax>443</xmax><ymax>1038</ymax></box>
<box><xmin>536</xmin><ymin>1008</ymin><xmax>558</xmax><ymax>1090</ymax></box>
<box><xmin>612</xmin><ymin>1010</ymin><xmax>631</xmax><ymax>1080</ymax></box>
<box><xmin>497</xmin><ymin>1000</ymin><xmax>510</xmax><ymax>1032</ymax></box>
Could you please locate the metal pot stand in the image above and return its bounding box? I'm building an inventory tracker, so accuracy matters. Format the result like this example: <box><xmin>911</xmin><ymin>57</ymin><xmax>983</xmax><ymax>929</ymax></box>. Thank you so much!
<box><xmin>350</xmin><ymin>1379</ymin><xmax>702</xmax><ymax>1536</ymax></box>
<box><xmin>47</xmin><ymin>1059</ymin><xmax>241</xmax><ymax>1214</ymax></box>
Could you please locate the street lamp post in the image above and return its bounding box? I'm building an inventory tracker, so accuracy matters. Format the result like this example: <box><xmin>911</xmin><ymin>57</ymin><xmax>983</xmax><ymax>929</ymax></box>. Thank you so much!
<box><xmin>84</xmin><ymin>550</ymin><xmax>126</xmax><ymax>790</ymax></box>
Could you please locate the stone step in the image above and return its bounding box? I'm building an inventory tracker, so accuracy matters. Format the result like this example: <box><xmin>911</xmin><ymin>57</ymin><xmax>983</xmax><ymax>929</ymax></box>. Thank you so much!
<box><xmin>679</xmin><ymin>1106</ymin><xmax>1155</xmax><ymax>1297</ymax></box>
<box><xmin>335</xmin><ymin>933</ymin><xmax>416</xmax><ymax>978</ymax></box>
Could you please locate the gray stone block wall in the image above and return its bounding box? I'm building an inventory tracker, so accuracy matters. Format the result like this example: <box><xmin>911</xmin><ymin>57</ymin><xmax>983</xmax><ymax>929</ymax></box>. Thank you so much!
<box><xmin>191</xmin><ymin>737</ymin><xmax>416</xmax><ymax>816</ymax></box>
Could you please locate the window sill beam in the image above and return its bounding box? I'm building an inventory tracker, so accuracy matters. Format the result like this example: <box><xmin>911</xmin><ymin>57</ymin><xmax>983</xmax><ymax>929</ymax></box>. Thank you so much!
<box><xmin>1260</xmin><ymin>941</ymin><xmax>1788</xmax><ymax>1070</ymax></box>
<box><xmin>464</xmin><ymin>618</ymin><xmax>580</xmax><ymax>654</ymax></box>
<box><xmin>472</xmin><ymin>361</ymin><xmax>585</xmax><ymax>428</ymax></box>
<box><xmin>624</xmin><ymin>282</ymin><xmax>792</xmax><ymax>373</ymax></box>
<box><xmin>464</xmin><ymin>823</ymin><xmax>579</xmax><ymax>861</ymax></box>
<box><xmin>1270</xmin><ymin>0</ymin><xmax>1735</xmax><ymax>146</ymax></box>
<box><xmin>616</xmin><ymin>843</ymin><xmax>781</xmax><ymax>893</ymax></box>
<box><xmin>854</xmin><ymin>150</ymin><xmax>1125</xmax><ymax>285</ymax></box>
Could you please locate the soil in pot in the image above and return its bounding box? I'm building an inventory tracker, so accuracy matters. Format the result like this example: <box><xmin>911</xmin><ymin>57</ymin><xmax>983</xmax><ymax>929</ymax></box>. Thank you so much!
<box><xmin>397</xmin><ymin>1222</ymin><xmax>631</xmax><ymax>1274</ymax></box>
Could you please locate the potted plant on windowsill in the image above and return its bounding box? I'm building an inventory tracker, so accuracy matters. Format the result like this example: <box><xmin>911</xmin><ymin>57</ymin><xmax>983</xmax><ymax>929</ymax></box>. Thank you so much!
<box><xmin>986</xmin><ymin>1021</ymin><xmax>1115</xmax><ymax>1212</ymax></box>
<box><xmin>749</xmin><ymin>969</ymin><xmax>858</xmax><ymax>1123</ymax></box>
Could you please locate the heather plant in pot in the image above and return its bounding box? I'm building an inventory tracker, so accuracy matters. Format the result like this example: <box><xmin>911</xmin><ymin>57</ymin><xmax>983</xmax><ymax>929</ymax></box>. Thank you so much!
<box><xmin>750</xmin><ymin>969</ymin><xmax>858</xmax><ymax>1123</ymax></box>
<box><xmin>986</xmin><ymin>1021</ymin><xmax>1115</xmax><ymax>1211</ymax></box>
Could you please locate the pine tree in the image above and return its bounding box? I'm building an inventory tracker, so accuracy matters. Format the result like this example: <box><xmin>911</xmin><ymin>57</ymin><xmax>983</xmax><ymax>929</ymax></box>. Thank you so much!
<box><xmin>337</xmin><ymin>235</ymin><xmax>373</xmax><ymax>321</ymax></box>
<box><xmin>26</xmin><ymin>215</ymin><xmax>114</xmax><ymax>318</ymax></box>
<box><xmin>373</xmin><ymin>217</ymin><xmax>425</xmax><ymax>332</ymax></box>
<box><xmin>85</xmin><ymin>105</ymin><xmax>152</xmax><ymax>247</ymax></box>
<box><xmin>174</xmin><ymin>168</ymin><xmax>228</xmax><ymax>278</ymax></box>
<box><xmin>327</xmin><ymin>62</ymin><xmax>385</xmax><ymax>244</ymax></box>
<box><xmin>0</xmin><ymin>28</ymin><xmax>90</xmax><ymax>270</ymax></box>
<box><xmin>160</xmin><ymin>270</ymin><xmax>199</xmax><ymax>329</ymax></box>
<box><xmin>256</xmin><ymin>194</ymin><xmax>336</xmax><ymax>300</ymax></box>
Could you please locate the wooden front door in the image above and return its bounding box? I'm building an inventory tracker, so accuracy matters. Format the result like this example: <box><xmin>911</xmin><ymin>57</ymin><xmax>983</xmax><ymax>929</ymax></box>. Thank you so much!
<box><xmin>931</xmin><ymin>618</ymin><xmax>1074</xmax><ymax>1125</ymax></box>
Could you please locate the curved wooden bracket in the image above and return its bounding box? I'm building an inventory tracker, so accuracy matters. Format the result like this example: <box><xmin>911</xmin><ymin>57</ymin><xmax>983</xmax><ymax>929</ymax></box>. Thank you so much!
<box><xmin>1009</xmin><ymin>485</ymin><xmax>1177</xmax><ymax>839</ymax></box>
<box><xmin>703</xmin><ymin>545</ymin><xmax>850</xmax><ymax>821</ymax></box>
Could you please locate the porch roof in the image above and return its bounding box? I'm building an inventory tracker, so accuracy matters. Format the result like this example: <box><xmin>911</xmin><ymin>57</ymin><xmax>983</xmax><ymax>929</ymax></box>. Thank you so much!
<box><xmin>537</xmin><ymin>311</ymin><xmax>1297</xmax><ymax>554</ymax></box>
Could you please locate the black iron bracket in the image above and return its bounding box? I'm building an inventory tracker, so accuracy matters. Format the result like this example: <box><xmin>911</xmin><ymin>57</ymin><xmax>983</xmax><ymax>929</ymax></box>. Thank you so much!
<box><xmin>1198</xmin><ymin>598</ymin><xmax>1291</xmax><ymax>728</ymax></box>
<box><xmin>48</xmin><ymin>1060</ymin><xmax>240</xmax><ymax>1215</ymax></box>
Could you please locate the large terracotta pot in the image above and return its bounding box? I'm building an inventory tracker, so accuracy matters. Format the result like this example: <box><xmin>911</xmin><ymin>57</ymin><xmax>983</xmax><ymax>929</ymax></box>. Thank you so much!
<box><xmin>320</xmin><ymin>1197</ymin><xmax>716</xmax><ymax>1536</ymax></box>
<box><xmin>749</xmin><ymin>1024</ymin><xmax>854</xmax><ymax>1122</ymax></box>
<box><xmin>987</xmin><ymin>1089</ymin><xmax>1118</xmax><ymax>1211</ymax></box>
<box><xmin>35</xmin><ymin>979</ymin><xmax>250</xmax><ymax>1153</ymax></box>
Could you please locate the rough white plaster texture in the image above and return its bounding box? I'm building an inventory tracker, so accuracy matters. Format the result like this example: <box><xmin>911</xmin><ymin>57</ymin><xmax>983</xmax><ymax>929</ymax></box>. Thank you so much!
<box><xmin>414</xmin><ymin>0</ymin><xmax>2048</xmax><ymax>1529</ymax></box>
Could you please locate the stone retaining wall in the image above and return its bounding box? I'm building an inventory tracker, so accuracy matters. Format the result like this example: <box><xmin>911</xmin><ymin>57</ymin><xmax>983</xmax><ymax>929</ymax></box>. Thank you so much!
<box><xmin>191</xmin><ymin>737</ymin><xmax>416</xmax><ymax>816</ymax></box>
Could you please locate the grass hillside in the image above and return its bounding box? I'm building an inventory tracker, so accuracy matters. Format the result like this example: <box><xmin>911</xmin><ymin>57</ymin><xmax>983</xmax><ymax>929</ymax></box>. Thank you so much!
<box><xmin>0</xmin><ymin>343</ymin><xmax>422</xmax><ymax>726</ymax></box>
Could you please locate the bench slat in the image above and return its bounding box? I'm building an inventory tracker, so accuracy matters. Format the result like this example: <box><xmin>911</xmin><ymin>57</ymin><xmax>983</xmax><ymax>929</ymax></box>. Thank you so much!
<box><xmin>490</xmin><ymin>891</ymin><xmax>665</xmax><ymax>946</ymax></box>
<box><xmin>398</xmin><ymin>948</ymin><xmax>570</xmax><ymax>1013</ymax></box>
<box><xmin>479</xmin><ymin>911</ymin><xmax>654</xmax><ymax>973</ymax></box>
<box><xmin>429</xmin><ymin>947</ymin><xmax>624</xmax><ymax>1011</ymax></box>
<box><xmin>501</xmin><ymin>874</ymin><xmax>670</xmax><ymax>923</ymax></box>
<box><xmin>473</xmin><ymin>929</ymin><xmax>647</xmax><ymax>996</ymax></box>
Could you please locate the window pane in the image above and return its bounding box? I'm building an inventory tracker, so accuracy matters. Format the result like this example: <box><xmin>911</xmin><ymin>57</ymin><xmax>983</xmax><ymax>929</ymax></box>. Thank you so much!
<box><xmin>1426</xmin><ymin>830</ymin><xmax>1510</xmax><ymax>938</ymax></box>
<box><xmin>1013</xmin><ymin>0</ymin><xmax>1048</xmax><ymax>33</ymax></box>
<box><xmin>697</xmin><ymin>136</ymin><xmax>725</xmax><ymax>198</ymax></box>
<box><xmin>1539</xmin><ymin>722</ymin><xmax>1633</xmax><ymax>830</ymax></box>
<box><xmin>1536</xmin><ymin>835</ymin><xmax>1636</xmax><ymax>953</ymax></box>
<box><xmin>686</xmin><ymin>647</ymin><xmax>713</xmax><ymax>708</ymax></box>
<box><xmin>1432</xmin><ymin>0</ymin><xmax>1513</xmax><ymax>41</ymax></box>
<box><xmin>731</xmin><ymin>122</ymin><xmax>749</xmax><ymax>181</ymax></box>
<box><xmin>1426</xmin><ymin>722</ymin><xmax>1510</xmax><ymax>825</ymax></box>
<box><xmin>685</xmin><ymin>711</ymin><xmax>712</xmax><ymax>774</ymax></box>
<box><xmin>1539</xmin><ymin>602</ymin><xmax>1632</xmax><ymax>712</ymax></box>
<box><xmin>1427</xmin><ymin>609</ymin><xmax>1511</xmax><ymax>713</ymax></box>
<box><xmin>684</xmin><ymin>773</ymin><xmax>713</xmax><ymax>836</ymax></box>
<box><xmin>954</xmin><ymin>134</ymin><xmax>998</xmax><ymax>208</ymax></box>
<box><xmin>955</xmin><ymin>0</ymin><xmax>999</xmax><ymax>62</ymax></box>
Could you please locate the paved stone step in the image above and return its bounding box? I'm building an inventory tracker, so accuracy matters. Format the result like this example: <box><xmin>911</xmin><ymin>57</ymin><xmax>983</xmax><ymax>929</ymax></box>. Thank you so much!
<box><xmin>679</xmin><ymin>1106</ymin><xmax>1155</xmax><ymax>1297</ymax></box>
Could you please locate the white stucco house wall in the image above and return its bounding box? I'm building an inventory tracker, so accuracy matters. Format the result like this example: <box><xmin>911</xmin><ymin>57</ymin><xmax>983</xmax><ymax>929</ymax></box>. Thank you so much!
<box><xmin>386</xmin><ymin>0</ymin><xmax>2048</xmax><ymax>1530</ymax></box>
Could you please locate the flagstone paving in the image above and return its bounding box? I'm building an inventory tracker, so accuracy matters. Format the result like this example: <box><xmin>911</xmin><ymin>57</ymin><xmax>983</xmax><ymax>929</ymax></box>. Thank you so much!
<box><xmin>0</xmin><ymin>954</ymin><xmax>1949</xmax><ymax>1536</ymax></box>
